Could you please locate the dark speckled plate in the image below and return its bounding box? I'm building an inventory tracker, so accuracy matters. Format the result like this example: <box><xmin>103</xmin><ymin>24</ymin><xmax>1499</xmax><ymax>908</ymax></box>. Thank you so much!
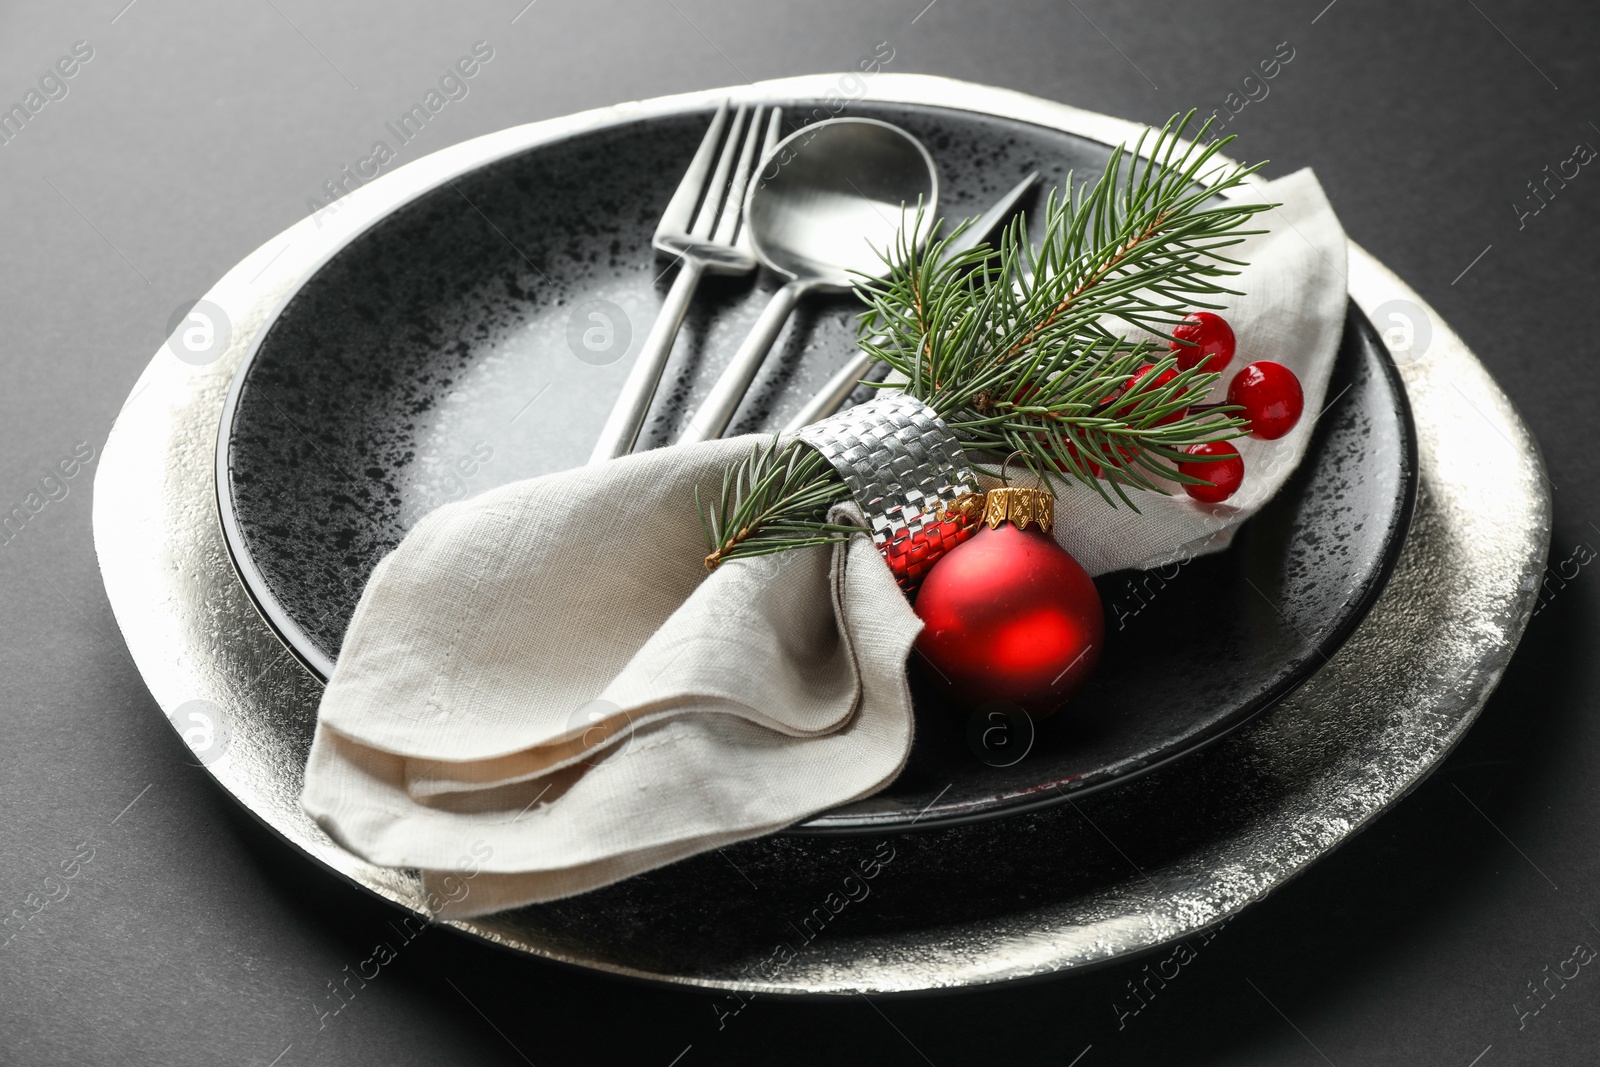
<box><xmin>217</xmin><ymin>100</ymin><xmax>1415</xmax><ymax>834</ymax></box>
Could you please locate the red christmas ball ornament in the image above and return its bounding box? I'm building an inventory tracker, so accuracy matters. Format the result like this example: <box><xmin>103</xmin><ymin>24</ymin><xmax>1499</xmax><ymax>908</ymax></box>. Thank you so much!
<box><xmin>913</xmin><ymin>484</ymin><xmax>1103</xmax><ymax>718</ymax></box>
<box><xmin>1170</xmin><ymin>311</ymin><xmax>1236</xmax><ymax>374</ymax></box>
<box><xmin>1178</xmin><ymin>442</ymin><xmax>1245</xmax><ymax>503</ymax></box>
<box><xmin>1228</xmin><ymin>360</ymin><xmax>1303</xmax><ymax>440</ymax></box>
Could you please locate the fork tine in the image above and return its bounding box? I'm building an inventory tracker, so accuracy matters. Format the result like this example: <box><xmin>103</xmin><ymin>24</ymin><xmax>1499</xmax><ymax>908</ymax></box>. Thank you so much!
<box><xmin>690</xmin><ymin>103</ymin><xmax>748</xmax><ymax>239</ymax></box>
<box><xmin>736</xmin><ymin>107</ymin><xmax>783</xmax><ymax>255</ymax></box>
<box><xmin>712</xmin><ymin>105</ymin><xmax>764</xmax><ymax>246</ymax></box>
<box><xmin>761</xmin><ymin>106</ymin><xmax>783</xmax><ymax>165</ymax></box>
<box><xmin>655</xmin><ymin>99</ymin><xmax>730</xmax><ymax>240</ymax></box>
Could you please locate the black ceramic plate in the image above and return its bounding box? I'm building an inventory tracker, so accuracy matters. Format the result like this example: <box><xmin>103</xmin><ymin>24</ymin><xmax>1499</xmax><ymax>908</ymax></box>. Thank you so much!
<box><xmin>218</xmin><ymin>99</ymin><xmax>1415</xmax><ymax>833</ymax></box>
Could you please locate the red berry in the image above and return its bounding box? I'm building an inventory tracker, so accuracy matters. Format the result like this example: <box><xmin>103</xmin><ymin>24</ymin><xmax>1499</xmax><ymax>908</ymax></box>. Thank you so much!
<box><xmin>1170</xmin><ymin>312</ymin><xmax>1235</xmax><ymax>374</ymax></box>
<box><xmin>1228</xmin><ymin>360</ymin><xmax>1303</xmax><ymax>440</ymax></box>
<box><xmin>1015</xmin><ymin>383</ymin><xmax>1125</xmax><ymax>479</ymax></box>
<box><xmin>1055</xmin><ymin>437</ymin><xmax>1136</xmax><ymax>479</ymax></box>
<box><xmin>1114</xmin><ymin>365</ymin><xmax>1187</xmax><ymax>425</ymax></box>
<box><xmin>1179</xmin><ymin>442</ymin><xmax>1244</xmax><ymax>503</ymax></box>
<box><xmin>1056</xmin><ymin>440</ymin><xmax>1103</xmax><ymax>479</ymax></box>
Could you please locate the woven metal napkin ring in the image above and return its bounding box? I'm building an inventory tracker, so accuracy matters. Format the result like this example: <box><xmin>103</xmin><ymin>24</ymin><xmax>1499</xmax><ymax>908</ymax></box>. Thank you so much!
<box><xmin>797</xmin><ymin>391</ymin><xmax>977</xmax><ymax>591</ymax></box>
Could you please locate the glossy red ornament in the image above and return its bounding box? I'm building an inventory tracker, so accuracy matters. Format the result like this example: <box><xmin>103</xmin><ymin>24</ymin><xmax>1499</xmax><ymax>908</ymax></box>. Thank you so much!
<box><xmin>1228</xmin><ymin>360</ymin><xmax>1303</xmax><ymax>440</ymax></box>
<box><xmin>1170</xmin><ymin>311</ymin><xmax>1236</xmax><ymax>374</ymax></box>
<box><xmin>1178</xmin><ymin>442</ymin><xmax>1245</xmax><ymax>503</ymax></box>
<box><xmin>914</xmin><ymin>521</ymin><xmax>1104</xmax><ymax>718</ymax></box>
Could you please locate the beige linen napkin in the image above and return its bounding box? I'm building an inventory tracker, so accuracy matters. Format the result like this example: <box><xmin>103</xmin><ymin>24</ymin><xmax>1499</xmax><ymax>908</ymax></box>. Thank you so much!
<box><xmin>302</xmin><ymin>169</ymin><xmax>1347</xmax><ymax>917</ymax></box>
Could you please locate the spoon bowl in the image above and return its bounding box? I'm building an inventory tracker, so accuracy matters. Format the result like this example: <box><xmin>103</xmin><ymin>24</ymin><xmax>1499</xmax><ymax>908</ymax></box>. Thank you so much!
<box><xmin>680</xmin><ymin>117</ymin><xmax>938</xmax><ymax>442</ymax></box>
<box><xmin>747</xmin><ymin>118</ymin><xmax>939</xmax><ymax>287</ymax></box>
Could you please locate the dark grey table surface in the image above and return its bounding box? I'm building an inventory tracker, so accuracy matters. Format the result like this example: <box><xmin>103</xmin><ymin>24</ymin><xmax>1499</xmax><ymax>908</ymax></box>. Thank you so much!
<box><xmin>2</xmin><ymin>1</ymin><xmax>1595</xmax><ymax>1064</ymax></box>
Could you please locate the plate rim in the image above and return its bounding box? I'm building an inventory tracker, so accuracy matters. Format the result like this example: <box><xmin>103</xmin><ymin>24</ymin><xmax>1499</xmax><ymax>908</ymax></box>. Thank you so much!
<box><xmin>93</xmin><ymin>72</ymin><xmax>1548</xmax><ymax>995</ymax></box>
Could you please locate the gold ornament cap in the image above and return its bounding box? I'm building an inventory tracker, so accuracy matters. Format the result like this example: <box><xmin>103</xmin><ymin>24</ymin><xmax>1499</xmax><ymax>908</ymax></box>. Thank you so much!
<box><xmin>937</xmin><ymin>452</ymin><xmax>1058</xmax><ymax>533</ymax></box>
<box><xmin>979</xmin><ymin>450</ymin><xmax>1056</xmax><ymax>532</ymax></box>
<box><xmin>983</xmin><ymin>486</ymin><xmax>1054</xmax><ymax>532</ymax></box>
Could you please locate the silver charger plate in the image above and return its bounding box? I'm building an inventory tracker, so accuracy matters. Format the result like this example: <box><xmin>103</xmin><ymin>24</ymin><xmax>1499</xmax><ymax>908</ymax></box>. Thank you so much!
<box><xmin>93</xmin><ymin>74</ymin><xmax>1548</xmax><ymax>994</ymax></box>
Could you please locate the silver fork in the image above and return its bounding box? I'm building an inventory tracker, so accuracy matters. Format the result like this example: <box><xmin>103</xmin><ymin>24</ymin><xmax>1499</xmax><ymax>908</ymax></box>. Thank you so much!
<box><xmin>587</xmin><ymin>101</ymin><xmax>782</xmax><ymax>464</ymax></box>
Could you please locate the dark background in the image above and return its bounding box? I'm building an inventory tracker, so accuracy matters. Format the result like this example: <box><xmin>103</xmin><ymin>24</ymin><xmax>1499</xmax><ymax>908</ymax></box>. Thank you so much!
<box><xmin>1</xmin><ymin>1</ymin><xmax>1595</xmax><ymax>1064</ymax></box>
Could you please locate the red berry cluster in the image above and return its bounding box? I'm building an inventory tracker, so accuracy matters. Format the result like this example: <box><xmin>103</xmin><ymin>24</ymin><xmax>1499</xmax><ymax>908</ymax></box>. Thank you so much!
<box><xmin>1165</xmin><ymin>312</ymin><xmax>1305</xmax><ymax>503</ymax></box>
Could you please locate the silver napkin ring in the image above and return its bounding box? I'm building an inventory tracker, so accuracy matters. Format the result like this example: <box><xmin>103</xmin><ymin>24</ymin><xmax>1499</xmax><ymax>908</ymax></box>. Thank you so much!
<box><xmin>797</xmin><ymin>391</ymin><xmax>977</xmax><ymax>590</ymax></box>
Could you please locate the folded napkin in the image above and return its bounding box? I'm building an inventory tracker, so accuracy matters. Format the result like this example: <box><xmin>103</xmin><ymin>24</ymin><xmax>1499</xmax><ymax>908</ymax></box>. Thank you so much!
<box><xmin>302</xmin><ymin>169</ymin><xmax>1347</xmax><ymax>916</ymax></box>
<box><xmin>1044</xmin><ymin>168</ymin><xmax>1349</xmax><ymax>574</ymax></box>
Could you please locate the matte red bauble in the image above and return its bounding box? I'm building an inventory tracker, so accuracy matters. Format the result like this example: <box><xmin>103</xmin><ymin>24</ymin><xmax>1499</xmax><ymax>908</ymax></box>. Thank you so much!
<box><xmin>913</xmin><ymin>488</ymin><xmax>1104</xmax><ymax>718</ymax></box>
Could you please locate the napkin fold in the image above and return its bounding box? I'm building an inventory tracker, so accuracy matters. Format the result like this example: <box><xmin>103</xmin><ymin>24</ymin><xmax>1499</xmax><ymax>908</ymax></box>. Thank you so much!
<box><xmin>302</xmin><ymin>169</ymin><xmax>1347</xmax><ymax>916</ymax></box>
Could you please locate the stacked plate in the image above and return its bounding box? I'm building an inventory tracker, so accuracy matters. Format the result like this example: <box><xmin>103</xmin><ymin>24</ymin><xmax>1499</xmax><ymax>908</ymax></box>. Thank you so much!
<box><xmin>94</xmin><ymin>75</ymin><xmax>1547</xmax><ymax>993</ymax></box>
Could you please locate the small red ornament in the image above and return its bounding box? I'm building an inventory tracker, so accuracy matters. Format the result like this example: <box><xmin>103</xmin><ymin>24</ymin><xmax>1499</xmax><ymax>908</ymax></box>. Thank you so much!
<box><xmin>1170</xmin><ymin>311</ymin><xmax>1236</xmax><ymax>374</ymax></box>
<box><xmin>1178</xmin><ymin>442</ymin><xmax>1245</xmax><ymax>503</ymax></box>
<box><xmin>914</xmin><ymin>483</ymin><xmax>1103</xmax><ymax>718</ymax></box>
<box><xmin>1228</xmin><ymin>360</ymin><xmax>1303</xmax><ymax>440</ymax></box>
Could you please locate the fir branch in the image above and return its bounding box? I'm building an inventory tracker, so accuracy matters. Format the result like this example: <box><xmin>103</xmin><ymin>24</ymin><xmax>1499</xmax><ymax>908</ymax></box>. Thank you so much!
<box><xmin>698</xmin><ymin>437</ymin><xmax>855</xmax><ymax>569</ymax></box>
<box><xmin>702</xmin><ymin>112</ymin><xmax>1271</xmax><ymax>568</ymax></box>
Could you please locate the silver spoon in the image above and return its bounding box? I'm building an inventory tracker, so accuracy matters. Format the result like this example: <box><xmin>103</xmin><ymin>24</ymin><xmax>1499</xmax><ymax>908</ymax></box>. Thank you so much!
<box><xmin>677</xmin><ymin>118</ymin><xmax>937</xmax><ymax>444</ymax></box>
<box><xmin>782</xmin><ymin>169</ymin><xmax>1040</xmax><ymax>433</ymax></box>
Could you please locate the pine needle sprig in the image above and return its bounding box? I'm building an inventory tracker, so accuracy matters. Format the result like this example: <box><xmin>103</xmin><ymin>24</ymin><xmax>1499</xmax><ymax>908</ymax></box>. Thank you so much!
<box><xmin>698</xmin><ymin>437</ymin><xmax>856</xmax><ymax>570</ymax></box>
<box><xmin>701</xmin><ymin>112</ymin><xmax>1272</xmax><ymax>567</ymax></box>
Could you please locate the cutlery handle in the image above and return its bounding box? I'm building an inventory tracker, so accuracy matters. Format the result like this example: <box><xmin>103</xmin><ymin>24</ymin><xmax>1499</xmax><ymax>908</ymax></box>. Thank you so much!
<box><xmin>679</xmin><ymin>279</ymin><xmax>809</xmax><ymax>445</ymax></box>
<box><xmin>781</xmin><ymin>345</ymin><xmax>882</xmax><ymax>433</ymax></box>
<box><xmin>588</xmin><ymin>257</ymin><xmax>706</xmax><ymax>464</ymax></box>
